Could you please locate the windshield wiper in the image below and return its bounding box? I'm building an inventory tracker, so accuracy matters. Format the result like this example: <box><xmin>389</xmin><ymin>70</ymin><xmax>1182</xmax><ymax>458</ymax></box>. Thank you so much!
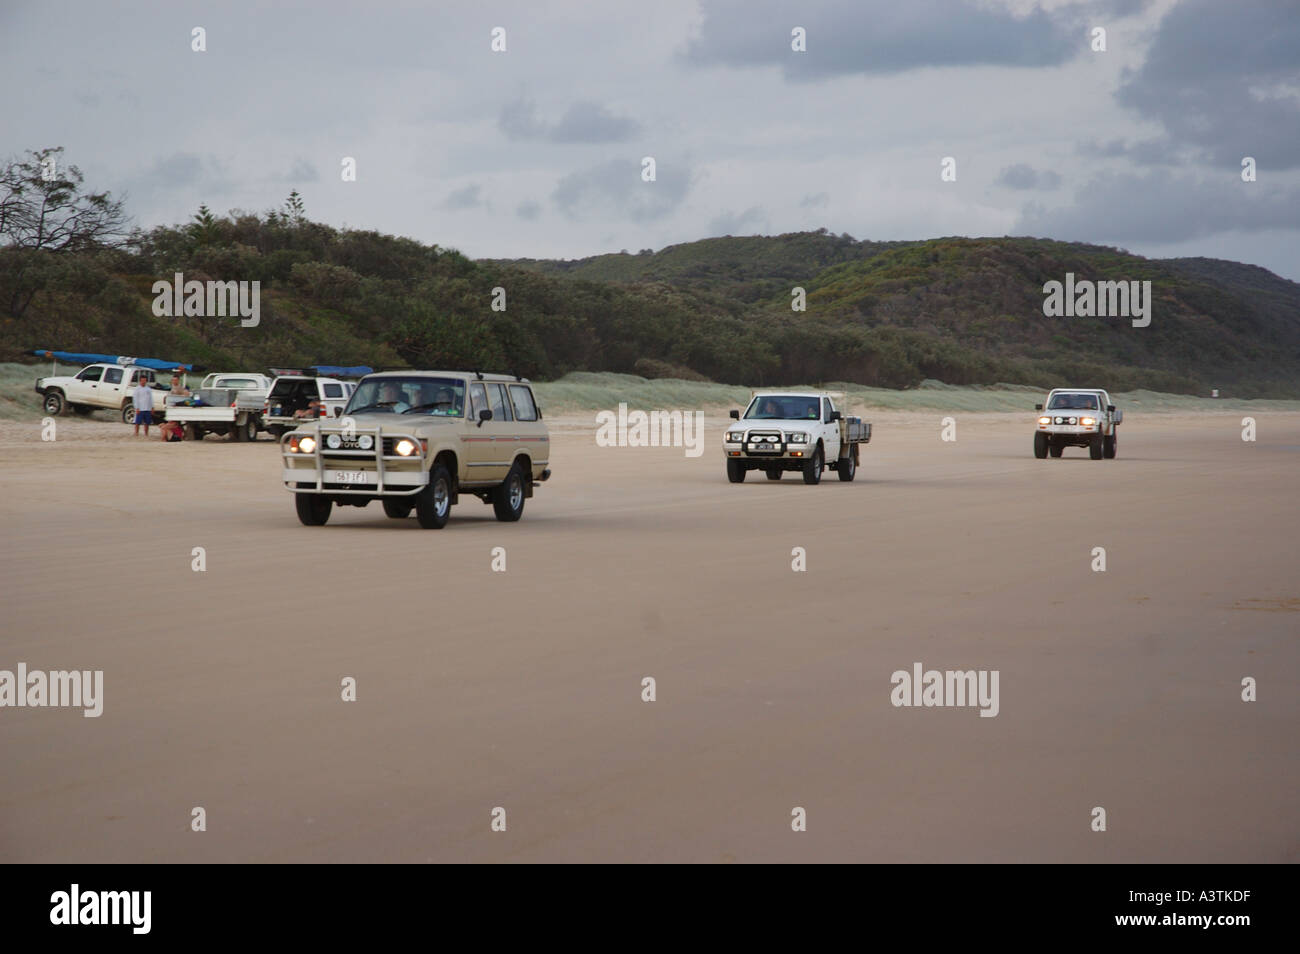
<box><xmin>401</xmin><ymin>401</ymin><xmax>454</xmax><ymax>414</ymax></box>
<box><xmin>347</xmin><ymin>403</ymin><xmax>396</xmax><ymax>414</ymax></box>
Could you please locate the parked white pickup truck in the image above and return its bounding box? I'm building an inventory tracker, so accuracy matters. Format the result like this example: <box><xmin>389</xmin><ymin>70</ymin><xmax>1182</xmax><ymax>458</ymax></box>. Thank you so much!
<box><xmin>262</xmin><ymin>374</ymin><xmax>355</xmax><ymax>437</ymax></box>
<box><xmin>1033</xmin><ymin>388</ymin><xmax>1122</xmax><ymax>459</ymax></box>
<box><xmin>723</xmin><ymin>390</ymin><xmax>871</xmax><ymax>484</ymax></box>
<box><xmin>164</xmin><ymin>373</ymin><xmax>271</xmax><ymax>442</ymax></box>
<box><xmin>34</xmin><ymin>363</ymin><xmax>168</xmax><ymax>423</ymax></box>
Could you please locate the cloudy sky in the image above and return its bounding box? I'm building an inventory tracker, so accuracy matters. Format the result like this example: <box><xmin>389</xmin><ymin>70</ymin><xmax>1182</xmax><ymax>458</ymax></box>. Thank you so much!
<box><xmin>3</xmin><ymin>0</ymin><xmax>1298</xmax><ymax>278</ymax></box>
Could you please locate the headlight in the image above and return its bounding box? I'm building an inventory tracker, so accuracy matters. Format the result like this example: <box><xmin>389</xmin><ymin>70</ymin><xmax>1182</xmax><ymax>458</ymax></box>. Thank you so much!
<box><xmin>326</xmin><ymin>434</ymin><xmax>341</xmax><ymax>449</ymax></box>
<box><xmin>725</xmin><ymin>431</ymin><xmax>744</xmax><ymax>442</ymax></box>
<box><xmin>1038</xmin><ymin>416</ymin><xmax>1051</xmax><ymax>425</ymax></box>
<box><xmin>298</xmin><ymin>436</ymin><xmax>316</xmax><ymax>454</ymax></box>
<box><xmin>358</xmin><ymin>434</ymin><xmax>373</xmax><ymax>450</ymax></box>
<box><xmin>1080</xmin><ymin>417</ymin><xmax>1096</xmax><ymax>426</ymax></box>
<box><xmin>395</xmin><ymin>439</ymin><xmax>417</xmax><ymax>457</ymax></box>
<box><xmin>786</xmin><ymin>432</ymin><xmax>808</xmax><ymax>443</ymax></box>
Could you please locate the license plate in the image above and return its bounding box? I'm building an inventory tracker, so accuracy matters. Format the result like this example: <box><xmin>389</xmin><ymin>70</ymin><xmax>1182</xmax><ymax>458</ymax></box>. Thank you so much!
<box><xmin>755</xmin><ymin>442</ymin><xmax>775</xmax><ymax>450</ymax></box>
<box><xmin>327</xmin><ymin>470</ymin><xmax>368</xmax><ymax>484</ymax></box>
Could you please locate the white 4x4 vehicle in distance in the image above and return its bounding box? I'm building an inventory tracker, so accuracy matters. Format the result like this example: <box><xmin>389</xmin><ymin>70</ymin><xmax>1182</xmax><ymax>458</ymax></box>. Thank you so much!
<box><xmin>35</xmin><ymin>363</ymin><xmax>167</xmax><ymax>423</ymax></box>
<box><xmin>1034</xmin><ymin>388</ymin><xmax>1122</xmax><ymax>460</ymax></box>
<box><xmin>723</xmin><ymin>390</ymin><xmax>871</xmax><ymax>484</ymax></box>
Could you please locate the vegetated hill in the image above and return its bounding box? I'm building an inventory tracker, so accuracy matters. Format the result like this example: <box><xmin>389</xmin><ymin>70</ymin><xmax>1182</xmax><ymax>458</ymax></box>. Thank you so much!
<box><xmin>3</xmin><ymin>213</ymin><xmax>1298</xmax><ymax>396</ymax></box>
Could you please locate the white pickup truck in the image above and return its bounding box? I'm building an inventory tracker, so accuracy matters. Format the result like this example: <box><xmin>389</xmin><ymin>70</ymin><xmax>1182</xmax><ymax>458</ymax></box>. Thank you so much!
<box><xmin>262</xmin><ymin>374</ymin><xmax>356</xmax><ymax>437</ymax></box>
<box><xmin>164</xmin><ymin>373</ymin><xmax>271</xmax><ymax>442</ymax></box>
<box><xmin>723</xmin><ymin>390</ymin><xmax>871</xmax><ymax>484</ymax></box>
<box><xmin>1033</xmin><ymin>388</ymin><xmax>1122</xmax><ymax>459</ymax></box>
<box><xmin>34</xmin><ymin>363</ymin><xmax>169</xmax><ymax>423</ymax></box>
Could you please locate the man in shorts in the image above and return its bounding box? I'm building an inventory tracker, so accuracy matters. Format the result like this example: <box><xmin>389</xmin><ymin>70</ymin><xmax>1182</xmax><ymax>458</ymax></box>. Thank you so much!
<box><xmin>132</xmin><ymin>374</ymin><xmax>155</xmax><ymax>437</ymax></box>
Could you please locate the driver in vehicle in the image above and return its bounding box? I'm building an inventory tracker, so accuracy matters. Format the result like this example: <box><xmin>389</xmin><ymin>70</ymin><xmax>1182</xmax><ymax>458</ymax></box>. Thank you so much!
<box><xmin>378</xmin><ymin>381</ymin><xmax>411</xmax><ymax>412</ymax></box>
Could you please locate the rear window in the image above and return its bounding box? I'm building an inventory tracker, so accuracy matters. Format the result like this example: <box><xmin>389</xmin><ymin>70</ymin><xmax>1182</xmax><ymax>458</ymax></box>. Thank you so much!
<box><xmin>508</xmin><ymin>385</ymin><xmax>538</xmax><ymax>422</ymax></box>
<box><xmin>322</xmin><ymin>383</ymin><xmax>343</xmax><ymax>398</ymax></box>
<box><xmin>217</xmin><ymin>378</ymin><xmax>259</xmax><ymax>389</ymax></box>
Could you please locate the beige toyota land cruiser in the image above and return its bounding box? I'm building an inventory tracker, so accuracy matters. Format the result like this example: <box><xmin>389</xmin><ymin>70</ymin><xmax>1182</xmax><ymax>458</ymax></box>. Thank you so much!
<box><xmin>281</xmin><ymin>371</ymin><xmax>551</xmax><ymax>528</ymax></box>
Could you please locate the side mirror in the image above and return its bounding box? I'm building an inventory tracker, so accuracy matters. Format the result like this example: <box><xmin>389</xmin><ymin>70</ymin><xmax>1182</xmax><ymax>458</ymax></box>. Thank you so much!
<box><xmin>729</xmin><ymin>409</ymin><xmax>740</xmax><ymax>420</ymax></box>
<box><xmin>477</xmin><ymin>408</ymin><xmax>492</xmax><ymax>427</ymax></box>
<box><xmin>829</xmin><ymin>410</ymin><xmax>842</xmax><ymax>422</ymax></box>
<box><xmin>1107</xmin><ymin>405</ymin><xmax>1116</xmax><ymax>413</ymax></box>
<box><xmin>1034</xmin><ymin>404</ymin><xmax>1043</xmax><ymax>411</ymax></box>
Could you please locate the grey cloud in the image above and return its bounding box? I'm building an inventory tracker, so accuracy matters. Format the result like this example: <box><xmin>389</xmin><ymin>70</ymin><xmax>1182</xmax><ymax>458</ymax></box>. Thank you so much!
<box><xmin>1115</xmin><ymin>0</ymin><xmax>1300</xmax><ymax>168</ymax></box>
<box><xmin>709</xmin><ymin>206</ymin><xmax>767</xmax><ymax>235</ymax></box>
<box><xmin>553</xmin><ymin>159</ymin><xmax>692</xmax><ymax>222</ymax></box>
<box><xmin>500</xmin><ymin>98</ymin><xmax>640</xmax><ymax>143</ymax></box>
<box><xmin>284</xmin><ymin>158</ymin><xmax>320</xmax><ymax>184</ymax></box>
<box><xmin>800</xmin><ymin>192</ymin><xmax>829</xmax><ymax>208</ymax></box>
<box><xmin>1014</xmin><ymin>172</ymin><xmax>1300</xmax><ymax>244</ymax></box>
<box><xmin>443</xmin><ymin>184</ymin><xmax>486</xmax><ymax>211</ymax></box>
<box><xmin>996</xmin><ymin>163</ymin><xmax>1061</xmax><ymax>190</ymax></box>
<box><xmin>682</xmin><ymin>0</ymin><xmax>1080</xmax><ymax>80</ymax></box>
<box><xmin>516</xmin><ymin>200</ymin><xmax>541</xmax><ymax>220</ymax></box>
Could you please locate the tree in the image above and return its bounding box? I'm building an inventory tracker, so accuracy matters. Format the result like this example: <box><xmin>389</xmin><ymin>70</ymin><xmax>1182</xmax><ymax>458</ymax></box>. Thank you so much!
<box><xmin>0</xmin><ymin>147</ymin><xmax>132</xmax><ymax>317</ymax></box>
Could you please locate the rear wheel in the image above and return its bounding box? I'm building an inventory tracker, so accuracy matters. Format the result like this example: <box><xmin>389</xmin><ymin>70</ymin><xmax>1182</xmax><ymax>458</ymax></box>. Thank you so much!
<box><xmin>836</xmin><ymin>451</ymin><xmax>857</xmax><ymax>482</ymax></box>
<box><xmin>1049</xmin><ymin>442</ymin><xmax>1064</xmax><ymax>458</ymax></box>
<box><xmin>42</xmin><ymin>391</ymin><xmax>67</xmax><ymax>416</ymax></box>
<box><xmin>268</xmin><ymin>425</ymin><xmax>286</xmax><ymax>439</ymax></box>
<box><xmin>1090</xmin><ymin>434</ymin><xmax>1104</xmax><ymax>460</ymax></box>
<box><xmin>295</xmin><ymin>494</ymin><xmax>332</xmax><ymax>526</ymax></box>
<box><xmin>802</xmin><ymin>447</ymin><xmax>823</xmax><ymax>485</ymax></box>
<box><xmin>415</xmin><ymin>464</ymin><xmax>452</xmax><ymax>529</ymax></box>
<box><xmin>382</xmin><ymin>499</ymin><xmax>413</xmax><ymax>519</ymax></box>
<box><xmin>1103</xmin><ymin>434</ymin><xmax>1117</xmax><ymax>459</ymax></box>
<box><xmin>1033</xmin><ymin>432</ymin><xmax>1048</xmax><ymax>458</ymax></box>
<box><xmin>765</xmin><ymin>469</ymin><xmax>782</xmax><ymax>481</ymax></box>
<box><xmin>726</xmin><ymin>459</ymin><xmax>747</xmax><ymax>483</ymax></box>
<box><xmin>492</xmin><ymin>462</ymin><xmax>527</xmax><ymax>522</ymax></box>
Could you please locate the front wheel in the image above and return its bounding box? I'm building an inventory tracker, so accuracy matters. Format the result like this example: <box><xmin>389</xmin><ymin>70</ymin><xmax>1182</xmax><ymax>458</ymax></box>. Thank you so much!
<box><xmin>726</xmin><ymin>459</ymin><xmax>746</xmax><ymax>483</ymax></box>
<box><xmin>415</xmin><ymin>464</ymin><xmax>452</xmax><ymax>529</ymax></box>
<box><xmin>1033</xmin><ymin>432</ymin><xmax>1048</xmax><ymax>458</ymax></box>
<box><xmin>1090</xmin><ymin>434</ymin><xmax>1104</xmax><ymax>460</ymax></box>
<box><xmin>42</xmin><ymin>391</ymin><xmax>67</xmax><ymax>416</ymax></box>
<box><xmin>802</xmin><ymin>447</ymin><xmax>823</xmax><ymax>484</ymax></box>
<box><xmin>1103</xmin><ymin>434</ymin><xmax>1117</xmax><ymax>459</ymax></box>
<box><xmin>121</xmin><ymin>402</ymin><xmax>136</xmax><ymax>425</ymax></box>
<box><xmin>492</xmin><ymin>462</ymin><xmax>527</xmax><ymax>522</ymax></box>
<box><xmin>295</xmin><ymin>494</ymin><xmax>332</xmax><ymax>526</ymax></box>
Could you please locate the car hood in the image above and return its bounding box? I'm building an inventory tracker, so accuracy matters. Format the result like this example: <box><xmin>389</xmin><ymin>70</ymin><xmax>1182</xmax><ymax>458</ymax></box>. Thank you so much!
<box><xmin>729</xmin><ymin>419</ymin><xmax>819</xmax><ymax>429</ymax></box>
<box><xmin>298</xmin><ymin>413</ymin><xmax>462</xmax><ymax>435</ymax></box>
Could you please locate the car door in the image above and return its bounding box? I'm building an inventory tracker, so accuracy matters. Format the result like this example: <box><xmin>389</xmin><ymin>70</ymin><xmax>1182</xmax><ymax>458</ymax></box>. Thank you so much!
<box><xmin>478</xmin><ymin>382</ymin><xmax>516</xmax><ymax>480</ymax></box>
<box><xmin>67</xmin><ymin>366</ymin><xmax>103</xmax><ymax>404</ymax></box>
<box><xmin>821</xmin><ymin>397</ymin><xmax>841</xmax><ymax>460</ymax></box>
<box><xmin>101</xmin><ymin>366</ymin><xmax>126</xmax><ymax>409</ymax></box>
<box><xmin>507</xmin><ymin>383</ymin><xmax>546</xmax><ymax>477</ymax></box>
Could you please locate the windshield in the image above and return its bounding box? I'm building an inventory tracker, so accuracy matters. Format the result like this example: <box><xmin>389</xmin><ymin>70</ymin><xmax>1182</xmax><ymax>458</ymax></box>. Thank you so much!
<box><xmin>744</xmin><ymin>395</ymin><xmax>820</xmax><ymax>420</ymax></box>
<box><xmin>346</xmin><ymin>376</ymin><xmax>466</xmax><ymax>417</ymax></box>
<box><xmin>1047</xmin><ymin>393</ymin><xmax>1099</xmax><ymax>410</ymax></box>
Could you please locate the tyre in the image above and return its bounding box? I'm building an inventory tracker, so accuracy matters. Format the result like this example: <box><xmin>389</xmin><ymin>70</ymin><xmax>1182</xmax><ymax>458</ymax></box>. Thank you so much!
<box><xmin>765</xmin><ymin>469</ymin><xmax>782</xmax><ymax>481</ymax></box>
<box><xmin>726</xmin><ymin>459</ymin><xmax>746</xmax><ymax>483</ymax></box>
<box><xmin>1033</xmin><ymin>432</ymin><xmax>1048</xmax><ymax>458</ymax></box>
<box><xmin>382</xmin><ymin>498</ymin><xmax>414</xmax><ymax>519</ymax></box>
<box><xmin>268</xmin><ymin>425</ymin><xmax>286</xmax><ymax>439</ymax></box>
<box><xmin>1089</xmin><ymin>434</ymin><xmax>1104</xmax><ymax>460</ymax></box>
<box><xmin>802</xmin><ymin>447</ymin><xmax>823</xmax><ymax>485</ymax></box>
<box><xmin>191</xmin><ymin>425</ymin><xmax>204</xmax><ymax>442</ymax></box>
<box><xmin>492</xmin><ymin>462</ymin><xmax>527</xmax><ymax>522</ymax></box>
<box><xmin>42</xmin><ymin>391</ymin><xmax>67</xmax><ymax>416</ymax></box>
<box><xmin>231</xmin><ymin>419</ymin><xmax>245</xmax><ymax>441</ymax></box>
<box><xmin>836</xmin><ymin>451</ymin><xmax>856</xmax><ymax>482</ymax></box>
<box><xmin>415</xmin><ymin>464</ymin><xmax>452</xmax><ymax>529</ymax></box>
<box><xmin>71</xmin><ymin>404</ymin><xmax>93</xmax><ymax>416</ymax></box>
<box><xmin>295</xmin><ymin>493</ymin><xmax>332</xmax><ymax>526</ymax></box>
<box><xmin>1103</xmin><ymin>434</ymin><xmax>1117</xmax><ymax>459</ymax></box>
<box><xmin>121</xmin><ymin>402</ymin><xmax>136</xmax><ymax>425</ymax></box>
<box><xmin>1049</xmin><ymin>442</ymin><xmax>1063</xmax><ymax>458</ymax></box>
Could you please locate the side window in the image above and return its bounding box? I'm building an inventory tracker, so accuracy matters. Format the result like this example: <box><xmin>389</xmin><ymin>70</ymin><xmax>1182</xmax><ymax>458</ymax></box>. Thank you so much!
<box><xmin>487</xmin><ymin>383</ymin><xmax>513</xmax><ymax>422</ymax></box>
<box><xmin>508</xmin><ymin>385</ymin><xmax>538</xmax><ymax>422</ymax></box>
<box><xmin>823</xmin><ymin>399</ymin><xmax>835</xmax><ymax>424</ymax></box>
<box><xmin>322</xmin><ymin>383</ymin><xmax>343</xmax><ymax>398</ymax></box>
<box><xmin>104</xmin><ymin>368</ymin><xmax>123</xmax><ymax>384</ymax></box>
<box><xmin>78</xmin><ymin>367</ymin><xmax>104</xmax><ymax>382</ymax></box>
<box><xmin>470</xmin><ymin>383</ymin><xmax>488</xmax><ymax>418</ymax></box>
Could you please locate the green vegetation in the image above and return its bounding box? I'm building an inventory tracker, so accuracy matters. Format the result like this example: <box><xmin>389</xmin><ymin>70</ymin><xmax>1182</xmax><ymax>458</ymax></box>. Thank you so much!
<box><xmin>3</xmin><ymin>150</ymin><xmax>1298</xmax><ymax>397</ymax></box>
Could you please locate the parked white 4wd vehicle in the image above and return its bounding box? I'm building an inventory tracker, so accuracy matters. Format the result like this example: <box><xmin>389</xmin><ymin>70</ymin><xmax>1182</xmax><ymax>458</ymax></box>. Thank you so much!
<box><xmin>1034</xmin><ymin>388</ymin><xmax>1122</xmax><ymax>460</ymax></box>
<box><xmin>34</xmin><ymin>363</ymin><xmax>167</xmax><ymax>423</ymax></box>
<box><xmin>723</xmin><ymin>391</ymin><xmax>871</xmax><ymax>484</ymax></box>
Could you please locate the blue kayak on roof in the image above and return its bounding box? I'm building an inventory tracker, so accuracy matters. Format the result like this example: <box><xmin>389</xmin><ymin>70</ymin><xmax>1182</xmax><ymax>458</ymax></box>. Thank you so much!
<box><xmin>32</xmin><ymin>350</ymin><xmax>198</xmax><ymax>372</ymax></box>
